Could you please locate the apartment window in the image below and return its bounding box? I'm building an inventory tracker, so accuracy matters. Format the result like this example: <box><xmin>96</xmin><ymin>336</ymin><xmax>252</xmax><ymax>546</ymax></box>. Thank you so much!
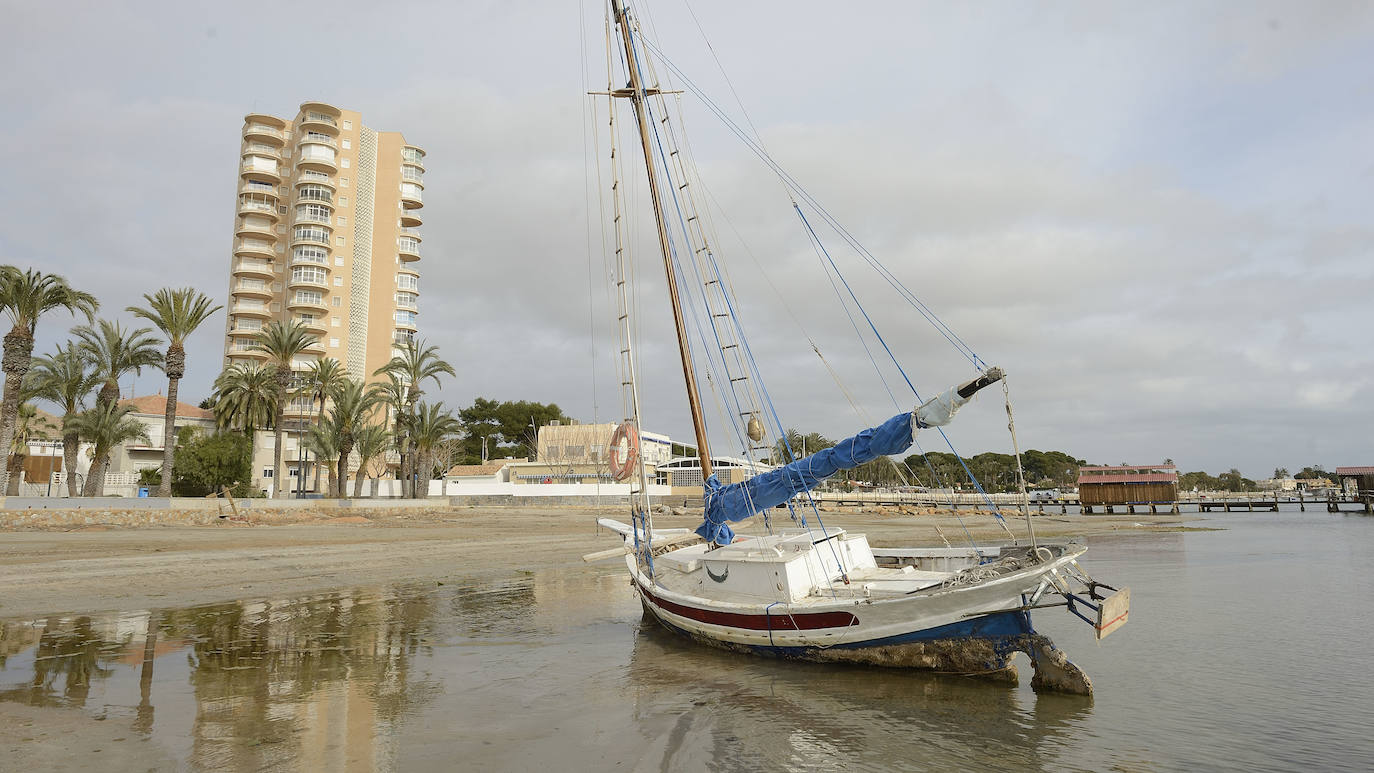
<box><xmin>298</xmin><ymin>184</ymin><xmax>332</xmax><ymax>203</ymax></box>
<box><xmin>337</xmin><ymin>215</ymin><xmax>346</xmax><ymax>226</ymax></box>
<box><xmin>263</xmin><ymin>469</ymin><xmax>274</xmax><ymax>479</ymax></box>
<box><xmin>271</xmin><ymin>282</ymin><xmax>282</xmax><ymax>291</ymax></box>
<box><xmin>335</xmin><ymin>256</ymin><xmax>344</xmax><ymax>266</ymax></box>
<box><xmin>398</xmin><ymin>236</ymin><xmax>420</xmax><ymax>254</ymax></box>
<box><xmin>293</xmin><ymin>246</ymin><xmax>327</xmax><ymax>265</ymax></box>
<box><xmin>294</xmin><ymin>289</ymin><xmax>323</xmax><ymax>305</ymax></box>
<box><xmin>396</xmin><ymin>275</ymin><xmax>418</xmax><ymax>291</ymax></box>
<box><xmin>342</xmin><ymin>120</ymin><xmax>353</xmax><ymax>130</ymax></box>
<box><xmin>278</xmin><ymin>205</ymin><xmax>288</xmax><ymax>215</ymax></box>
<box><xmin>341</xmin><ymin>158</ymin><xmax>350</xmax><ymax>168</ymax></box>
<box><xmin>298</xmin><ymin>313</ymin><xmax>316</xmax><ymax>324</ymax></box>
<box><xmin>305</xmin><ymin>131</ymin><xmax>332</xmax><ymax>143</ymax></box>
<box><xmin>394</xmin><ymin>310</ymin><xmax>417</xmax><ymax>325</ymax></box>
<box><xmin>340</xmin><ymin>177</ymin><xmax>349</xmax><ymax>187</ymax></box>
<box><xmin>293</xmin><ymin>225</ymin><xmax>330</xmax><ymax>244</ymax></box>
<box><xmin>329</xmin><ymin>337</ymin><xmax>340</xmax><ymax>348</ymax></box>
<box><xmin>275</xmin><ymin>225</ymin><xmax>286</xmax><ymax>234</ymax></box>
<box><xmin>333</xmin><ymin>277</ymin><xmax>343</xmax><ymax>287</ymax></box>
<box><xmin>275</xmin><ymin>245</ymin><xmax>284</xmax><ymax>254</ymax></box>
<box><xmin>270</xmin><ymin>302</ymin><xmax>281</xmax><ymax>312</ymax></box>
<box><xmin>296</xmin><ymin>203</ymin><xmax>332</xmax><ymax>223</ymax></box>
<box><xmin>332</xmin><ymin>297</ymin><xmax>342</xmax><ymax>307</ymax></box>
<box><xmin>279</xmin><ymin>185</ymin><xmax>288</xmax><ymax>195</ymax></box>
<box><xmin>292</xmin><ymin>266</ymin><xmax>327</xmax><ymax>284</ymax></box>
<box><xmin>338</xmin><ymin>196</ymin><xmax>348</xmax><ymax>207</ymax></box>
<box><xmin>336</xmin><ymin>236</ymin><xmax>345</xmax><ymax>246</ymax></box>
<box><xmin>342</xmin><ymin>139</ymin><xmax>351</xmax><ymax>150</ymax></box>
<box><xmin>301</xmin><ymin>169</ymin><xmax>329</xmax><ymax>182</ymax></box>
<box><xmin>331</xmin><ymin>316</ymin><xmax>340</xmax><ymax>327</ymax></box>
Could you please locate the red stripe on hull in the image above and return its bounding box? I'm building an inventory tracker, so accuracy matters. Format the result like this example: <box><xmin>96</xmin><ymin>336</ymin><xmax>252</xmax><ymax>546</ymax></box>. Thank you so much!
<box><xmin>639</xmin><ymin>583</ymin><xmax>858</xmax><ymax>631</ymax></box>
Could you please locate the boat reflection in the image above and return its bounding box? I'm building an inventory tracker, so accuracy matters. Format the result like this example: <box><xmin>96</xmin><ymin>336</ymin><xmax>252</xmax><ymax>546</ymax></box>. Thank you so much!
<box><xmin>627</xmin><ymin>615</ymin><xmax>1093</xmax><ymax>772</ymax></box>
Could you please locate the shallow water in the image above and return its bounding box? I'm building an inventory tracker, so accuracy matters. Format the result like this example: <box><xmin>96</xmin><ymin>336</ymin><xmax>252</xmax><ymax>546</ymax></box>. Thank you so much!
<box><xmin>2</xmin><ymin>508</ymin><xmax>1372</xmax><ymax>771</ymax></box>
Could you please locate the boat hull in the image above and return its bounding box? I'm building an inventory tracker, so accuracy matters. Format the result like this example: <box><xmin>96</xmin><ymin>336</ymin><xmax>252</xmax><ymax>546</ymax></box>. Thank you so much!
<box><xmin>630</xmin><ymin>547</ymin><xmax>1094</xmax><ymax>693</ymax></box>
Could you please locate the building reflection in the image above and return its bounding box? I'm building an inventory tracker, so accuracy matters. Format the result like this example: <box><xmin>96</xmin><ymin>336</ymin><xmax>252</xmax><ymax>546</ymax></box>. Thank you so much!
<box><xmin>0</xmin><ymin>587</ymin><xmax>440</xmax><ymax>772</ymax></box>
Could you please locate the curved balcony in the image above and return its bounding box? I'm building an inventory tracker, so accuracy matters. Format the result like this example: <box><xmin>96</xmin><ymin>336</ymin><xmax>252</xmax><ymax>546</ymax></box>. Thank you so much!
<box><xmin>232</xmin><ymin>280</ymin><xmax>273</xmax><ymax>300</ymax></box>
<box><xmin>288</xmin><ymin>276</ymin><xmax>329</xmax><ymax>293</ymax></box>
<box><xmin>290</xmin><ymin>229</ymin><xmax>332</xmax><ymax>248</ymax></box>
<box><xmin>227</xmin><ymin>346</ymin><xmax>269</xmax><ymax>362</ymax></box>
<box><xmin>232</xmin><ymin>259</ymin><xmax>275</xmax><ymax>279</ymax></box>
<box><xmin>398</xmin><ymin>226</ymin><xmax>422</xmax><ymax>242</ymax></box>
<box><xmin>402</xmin><ymin>146</ymin><xmax>426</xmax><ymax>170</ymax></box>
<box><xmin>240</xmin><ymin>165</ymin><xmax>281</xmax><ymax>186</ymax></box>
<box><xmin>298</xmin><ymin>133</ymin><xmax>337</xmax><ymax>149</ymax></box>
<box><xmin>237</xmin><ymin>196</ymin><xmax>280</xmax><ymax>221</ymax></box>
<box><xmin>298</xmin><ymin>102</ymin><xmax>342</xmax><ymax>134</ymax></box>
<box><xmin>235</xmin><ymin>219</ymin><xmax>276</xmax><ymax>239</ymax></box>
<box><xmin>243</xmin><ymin>124</ymin><xmax>285</xmax><ymax>146</ymax></box>
<box><xmin>397</xmin><ymin>263</ymin><xmax>420</xmax><ymax>277</ymax></box>
<box><xmin>295</xmin><ymin>176</ymin><xmax>335</xmax><ymax>192</ymax></box>
<box><xmin>287</xmin><ymin>294</ymin><xmax>329</xmax><ymax>313</ymax></box>
<box><xmin>397</xmin><ymin>241</ymin><xmax>421</xmax><ymax>261</ymax></box>
<box><xmin>293</xmin><ymin>208</ymin><xmax>333</xmax><ymax>226</ymax></box>
<box><xmin>395</xmin><ymin>276</ymin><xmax>420</xmax><ymax>293</ymax></box>
<box><xmin>295</xmin><ymin>317</ymin><xmax>328</xmax><ymax>334</ymax></box>
<box><xmin>234</xmin><ymin>239</ymin><xmax>277</xmax><ymax>260</ymax></box>
<box><xmin>401</xmin><ymin>168</ymin><xmax>424</xmax><ymax>188</ymax></box>
<box><xmin>296</xmin><ymin>152</ymin><xmax>338</xmax><ymax>174</ymax></box>
<box><xmin>239</xmin><ymin>179</ymin><xmax>280</xmax><ymax>199</ymax></box>
<box><xmin>394</xmin><ymin>318</ymin><xmax>418</xmax><ymax>332</ymax></box>
<box><xmin>400</xmin><ymin>184</ymin><xmax>423</xmax><ymax>209</ymax></box>
<box><xmin>229</xmin><ymin>301</ymin><xmax>271</xmax><ymax>318</ymax></box>
<box><xmin>399</xmin><ymin>208</ymin><xmax>422</xmax><ymax>227</ymax></box>
<box><xmin>227</xmin><ymin>323</ymin><xmax>266</xmax><ymax>339</ymax></box>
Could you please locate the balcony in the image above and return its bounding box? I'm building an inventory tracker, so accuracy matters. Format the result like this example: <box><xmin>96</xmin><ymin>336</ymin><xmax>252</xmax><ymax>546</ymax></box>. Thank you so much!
<box><xmin>240</xmin><ymin>157</ymin><xmax>282</xmax><ymax>183</ymax></box>
<box><xmin>296</xmin><ymin>173</ymin><xmax>335</xmax><ymax>190</ymax></box>
<box><xmin>398</xmin><ymin>226</ymin><xmax>422</xmax><ymax>241</ymax></box>
<box><xmin>395</xmin><ymin>295</ymin><xmax>418</xmax><ymax>311</ymax></box>
<box><xmin>230</xmin><ymin>301</ymin><xmax>271</xmax><ymax>318</ymax></box>
<box><xmin>400</xmin><ymin>183</ymin><xmax>423</xmax><ymax>208</ymax></box>
<box><xmin>243</xmin><ymin>122</ymin><xmax>285</xmax><ymax>145</ymax></box>
<box><xmin>235</xmin><ymin>218</ymin><xmax>275</xmax><ymax>238</ymax></box>
<box><xmin>234</xmin><ymin>239</ymin><xmax>276</xmax><ymax>259</ymax></box>
<box><xmin>291</xmin><ymin>228</ymin><xmax>331</xmax><ymax>248</ymax></box>
<box><xmin>399</xmin><ymin>208</ymin><xmax>422</xmax><ymax>227</ymax></box>
<box><xmin>227</xmin><ymin>345</ymin><xmax>269</xmax><ymax>362</ymax></box>
<box><xmin>237</xmin><ymin>196</ymin><xmax>281</xmax><ymax>220</ymax></box>
<box><xmin>239</xmin><ymin>180</ymin><xmax>280</xmax><ymax>198</ymax></box>
<box><xmin>227</xmin><ymin>317</ymin><xmax>265</xmax><ymax>334</ymax></box>
<box><xmin>396</xmin><ymin>276</ymin><xmax>419</xmax><ymax>292</ymax></box>
<box><xmin>401</xmin><ymin>168</ymin><xmax>424</xmax><ymax>187</ymax></box>
<box><xmin>232</xmin><ymin>280</ymin><xmax>273</xmax><ymax>299</ymax></box>
<box><xmin>394</xmin><ymin>317</ymin><xmax>417</xmax><ymax>331</ymax></box>
<box><xmin>402</xmin><ymin>146</ymin><xmax>425</xmax><ymax>169</ymax></box>
<box><xmin>287</xmin><ymin>294</ymin><xmax>329</xmax><ymax>313</ymax></box>
<box><xmin>296</xmin><ymin>150</ymin><xmax>338</xmax><ymax>174</ymax></box>
<box><xmin>288</xmin><ymin>275</ymin><xmax>329</xmax><ymax>292</ymax></box>
<box><xmin>293</xmin><ymin>207</ymin><xmax>332</xmax><ymax>225</ymax></box>
<box><xmin>298</xmin><ymin>133</ymin><xmax>337</xmax><ymax>149</ymax></box>
<box><xmin>295</xmin><ymin>316</ymin><xmax>327</xmax><ymax>333</ymax></box>
<box><xmin>233</xmin><ymin>259</ymin><xmax>275</xmax><ymax>278</ymax></box>
<box><xmin>298</xmin><ymin>103</ymin><xmax>341</xmax><ymax>134</ymax></box>
<box><xmin>397</xmin><ymin>238</ymin><xmax>421</xmax><ymax>261</ymax></box>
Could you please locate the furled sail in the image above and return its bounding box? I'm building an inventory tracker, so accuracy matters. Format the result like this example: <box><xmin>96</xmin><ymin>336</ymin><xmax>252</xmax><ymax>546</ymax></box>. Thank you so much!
<box><xmin>695</xmin><ymin>368</ymin><xmax>1005</xmax><ymax>545</ymax></box>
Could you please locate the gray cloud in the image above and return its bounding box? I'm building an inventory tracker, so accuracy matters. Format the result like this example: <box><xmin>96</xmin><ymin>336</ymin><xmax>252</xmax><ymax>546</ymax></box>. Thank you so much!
<box><xmin>3</xmin><ymin>1</ymin><xmax>1370</xmax><ymax>479</ymax></box>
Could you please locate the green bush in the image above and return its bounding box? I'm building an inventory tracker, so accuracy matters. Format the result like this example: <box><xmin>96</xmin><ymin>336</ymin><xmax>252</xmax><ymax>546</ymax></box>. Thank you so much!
<box><xmin>171</xmin><ymin>427</ymin><xmax>254</xmax><ymax>497</ymax></box>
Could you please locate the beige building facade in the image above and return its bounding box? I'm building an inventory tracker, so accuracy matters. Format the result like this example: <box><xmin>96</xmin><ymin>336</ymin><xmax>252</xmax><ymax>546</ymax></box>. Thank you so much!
<box><xmin>223</xmin><ymin>102</ymin><xmax>424</xmax><ymax>493</ymax></box>
<box><xmin>224</xmin><ymin>101</ymin><xmax>424</xmax><ymax>383</ymax></box>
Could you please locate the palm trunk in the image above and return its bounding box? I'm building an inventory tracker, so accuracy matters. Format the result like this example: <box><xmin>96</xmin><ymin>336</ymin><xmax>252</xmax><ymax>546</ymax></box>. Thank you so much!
<box><xmin>83</xmin><ymin>451</ymin><xmax>108</xmax><ymax>497</ymax></box>
<box><xmin>62</xmin><ymin>430</ymin><xmax>80</xmax><ymax>497</ymax></box>
<box><xmin>337</xmin><ymin>440</ymin><xmax>353</xmax><ymax>499</ymax></box>
<box><xmin>157</xmin><ymin>345</ymin><xmax>184</xmax><ymax>498</ymax></box>
<box><xmin>312</xmin><ymin>396</ymin><xmax>324</xmax><ymax>494</ymax></box>
<box><xmin>5</xmin><ymin>454</ymin><xmax>22</xmax><ymax>496</ymax></box>
<box><xmin>0</xmin><ymin>327</ymin><xmax>35</xmax><ymax>497</ymax></box>
<box><xmin>326</xmin><ymin>464</ymin><xmax>336</xmax><ymax>498</ymax></box>
<box><xmin>353</xmin><ymin>463</ymin><xmax>367</xmax><ymax>498</ymax></box>
<box><xmin>272</xmin><ymin>366</ymin><xmax>290</xmax><ymax>498</ymax></box>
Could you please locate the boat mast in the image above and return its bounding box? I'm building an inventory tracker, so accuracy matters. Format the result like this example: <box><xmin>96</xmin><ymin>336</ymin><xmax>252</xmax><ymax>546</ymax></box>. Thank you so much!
<box><xmin>609</xmin><ymin>0</ymin><xmax>713</xmax><ymax>480</ymax></box>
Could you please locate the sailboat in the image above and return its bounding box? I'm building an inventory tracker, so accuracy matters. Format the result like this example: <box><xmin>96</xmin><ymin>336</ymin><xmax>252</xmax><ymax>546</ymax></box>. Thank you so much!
<box><xmin>585</xmin><ymin>0</ymin><xmax>1128</xmax><ymax>695</ymax></box>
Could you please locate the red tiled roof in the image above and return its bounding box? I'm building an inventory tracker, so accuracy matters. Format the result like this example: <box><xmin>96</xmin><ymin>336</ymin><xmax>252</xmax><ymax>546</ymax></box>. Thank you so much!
<box><xmin>119</xmin><ymin>395</ymin><xmax>215</xmax><ymax>420</ymax></box>
<box><xmin>1336</xmin><ymin>466</ymin><xmax>1374</xmax><ymax>476</ymax></box>
<box><xmin>1078</xmin><ymin>471</ymin><xmax>1179</xmax><ymax>485</ymax></box>
<box><xmin>447</xmin><ymin>463</ymin><xmax>509</xmax><ymax>477</ymax></box>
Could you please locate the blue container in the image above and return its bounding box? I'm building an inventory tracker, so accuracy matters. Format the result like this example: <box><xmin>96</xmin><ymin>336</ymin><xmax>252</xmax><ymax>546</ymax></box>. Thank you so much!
<box><xmin>137</xmin><ymin>487</ymin><xmax>149</xmax><ymax>498</ymax></box>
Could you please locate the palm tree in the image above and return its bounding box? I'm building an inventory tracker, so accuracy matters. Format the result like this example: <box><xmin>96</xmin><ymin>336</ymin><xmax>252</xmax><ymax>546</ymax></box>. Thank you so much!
<box><xmin>211</xmin><ymin>363</ymin><xmax>276</xmax><ymax>437</ymax></box>
<box><xmin>375</xmin><ymin>373</ymin><xmax>408</xmax><ymax>494</ymax></box>
<box><xmin>67</xmin><ymin>402</ymin><xmax>150</xmax><ymax>497</ymax></box>
<box><xmin>374</xmin><ymin>339</ymin><xmax>454</xmax><ymax>498</ymax></box>
<box><xmin>29</xmin><ymin>344</ymin><xmax>100</xmax><ymax>497</ymax></box>
<box><xmin>0</xmin><ymin>267</ymin><xmax>98</xmax><ymax>494</ymax></box>
<box><xmin>73</xmin><ymin>319</ymin><xmax>163</xmax><ymax>409</ymax></box>
<box><xmin>127</xmin><ymin>288</ymin><xmax>223</xmax><ymax>497</ymax></box>
<box><xmin>7</xmin><ymin>381</ymin><xmax>58</xmax><ymax>495</ymax></box>
<box><xmin>352</xmin><ymin>423</ymin><xmax>391</xmax><ymax>498</ymax></box>
<box><xmin>303</xmin><ymin>421</ymin><xmax>341</xmax><ymax>498</ymax></box>
<box><xmin>250</xmin><ymin>321</ymin><xmax>314</xmax><ymax>498</ymax></box>
<box><xmin>410</xmin><ymin>401</ymin><xmax>461</xmax><ymax>497</ymax></box>
<box><xmin>325</xmin><ymin>378</ymin><xmax>383</xmax><ymax>498</ymax></box>
<box><xmin>297</xmin><ymin>358</ymin><xmax>346</xmax><ymax>494</ymax></box>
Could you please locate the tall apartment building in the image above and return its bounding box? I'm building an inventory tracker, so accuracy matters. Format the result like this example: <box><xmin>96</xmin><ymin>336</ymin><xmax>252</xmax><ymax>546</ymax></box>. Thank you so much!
<box><xmin>224</xmin><ymin>101</ymin><xmax>424</xmax><ymax>386</ymax></box>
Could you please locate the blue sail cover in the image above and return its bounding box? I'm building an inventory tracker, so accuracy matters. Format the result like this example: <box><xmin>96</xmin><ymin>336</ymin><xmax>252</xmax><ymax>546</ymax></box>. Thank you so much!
<box><xmin>695</xmin><ymin>411</ymin><xmax>916</xmax><ymax>545</ymax></box>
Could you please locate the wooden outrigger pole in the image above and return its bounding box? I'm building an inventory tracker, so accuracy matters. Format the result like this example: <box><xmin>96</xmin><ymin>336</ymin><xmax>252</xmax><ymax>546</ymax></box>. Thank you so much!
<box><xmin>609</xmin><ymin>0</ymin><xmax>713</xmax><ymax>480</ymax></box>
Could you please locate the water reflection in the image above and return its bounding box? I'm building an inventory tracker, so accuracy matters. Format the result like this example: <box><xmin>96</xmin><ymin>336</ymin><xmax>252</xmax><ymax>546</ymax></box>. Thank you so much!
<box><xmin>627</xmin><ymin>616</ymin><xmax>1093</xmax><ymax>773</ymax></box>
<box><xmin>1</xmin><ymin>587</ymin><xmax>442</xmax><ymax>771</ymax></box>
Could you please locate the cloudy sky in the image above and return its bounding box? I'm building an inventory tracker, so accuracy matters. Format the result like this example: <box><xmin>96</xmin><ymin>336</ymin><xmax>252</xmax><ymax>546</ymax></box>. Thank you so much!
<box><xmin>3</xmin><ymin>1</ymin><xmax>1371</xmax><ymax>478</ymax></box>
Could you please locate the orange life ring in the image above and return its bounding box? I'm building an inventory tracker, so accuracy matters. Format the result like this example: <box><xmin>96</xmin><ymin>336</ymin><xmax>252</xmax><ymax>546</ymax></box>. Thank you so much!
<box><xmin>608</xmin><ymin>421</ymin><xmax>640</xmax><ymax>482</ymax></box>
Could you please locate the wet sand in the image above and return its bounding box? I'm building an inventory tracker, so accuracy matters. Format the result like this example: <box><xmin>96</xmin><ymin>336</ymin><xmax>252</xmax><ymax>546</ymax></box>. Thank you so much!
<box><xmin>0</xmin><ymin>505</ymin><xmax>1193</xmax><ymax>621</ymax></box>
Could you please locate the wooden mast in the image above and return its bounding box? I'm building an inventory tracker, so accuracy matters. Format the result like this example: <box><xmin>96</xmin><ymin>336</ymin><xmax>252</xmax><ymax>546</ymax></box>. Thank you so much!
<box><xmin>609</xmin><ymin>0</ymin><xmax>713</xmax><ymax>480</ymax></box>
